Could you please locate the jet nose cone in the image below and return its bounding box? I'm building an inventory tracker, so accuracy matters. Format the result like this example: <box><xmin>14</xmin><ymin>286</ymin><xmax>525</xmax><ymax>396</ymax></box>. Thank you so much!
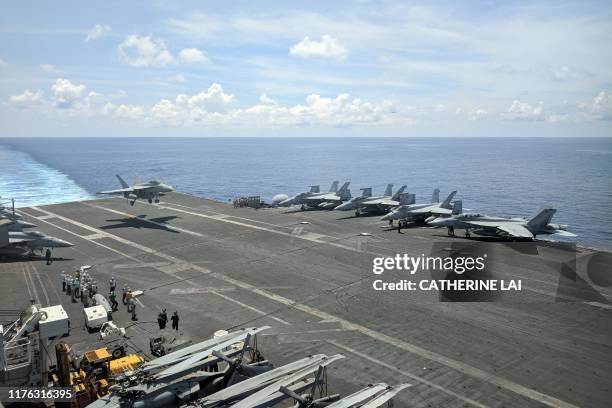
<box><xmin>427</xmin><ymin>217</ymin><xmax>445</xmax><ymax>227</ymax></box>
<box><xmin>59</xmin><ymin>239</ymin><xmax>74</xmax><ymax>247</ymax></box>
<box><xmin>380</xmin><ymin>212</ymin><xmax>394</xmax><ymax>221</ymax></box>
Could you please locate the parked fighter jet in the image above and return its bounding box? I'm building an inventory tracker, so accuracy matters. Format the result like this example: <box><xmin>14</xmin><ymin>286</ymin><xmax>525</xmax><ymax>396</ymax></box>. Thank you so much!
<box><xmin>2</xmin><ymin>230</ymin><xmax>73</xmax><ymax>256</ymax></box>
<box><xmin>428</xmin><ymin>206</ymin><xmax>576</xmax><ymax>240</ymax></box>
<box><xmin>301</xmin><ymin>182</ymin><xmax>351</xmax><ymax>210</ymax></box>
<box><xmin>335</xmin><ymin>184</ymin><xmax>408</xmax><ymax>216</ymax></box>
<box><xmin>97</xmin><ymin>175</ymin><xmax>174</xmax><ymax>205</ymax></box>
<box><xmin>381</xmin><ymin>189</ymin><xmax>457</xmax><ymax>223</ymax></box>
<box><xmin>278</xmin><ymin>182</ymin><xmax>337</xmax><ymax>207</ymax></box>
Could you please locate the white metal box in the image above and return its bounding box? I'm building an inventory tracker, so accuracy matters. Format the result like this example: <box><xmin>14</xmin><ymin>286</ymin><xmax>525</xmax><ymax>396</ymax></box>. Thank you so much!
<box><xmin>83</xmin><ymin>305</ymin><xmax>108</xmax><ymax>330</ymax></box>
<box><xmin>39</xmin><ymin>305</ymin><xmax>69</xmax><ymax>338</ymax></box>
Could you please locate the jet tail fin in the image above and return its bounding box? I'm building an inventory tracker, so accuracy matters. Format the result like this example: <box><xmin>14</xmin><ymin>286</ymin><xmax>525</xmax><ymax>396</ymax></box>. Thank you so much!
<box><xmin>329</xmin><ymin>181</ymin><xmax>339</xmax><ymax>192</ymax></box>
<box><xmin>309</xmin><ymin>185</ymin><xmax>320</xmax><ymax>193</ymax></box>
<box><xmin>360</xmin><ymin>188</ymin><xmax>372</xmax><ymax>198</ymax></box>
<box><xmin>116</xmin><ymin>175</ymin><xmax>129</xmax><ymax>188</ymax></box>
<box><xmin>451</xmin><ymin>200</ymin><xmax>462</xmax><ymax>215</ymax></box>
<box><xmin>431</xmin><ymin>188</ymin><xmax>440</xmax><ymax>203</ymax></box>
<box><xmin>384</xmin><ymin>184</ymin><xmax>393</xmax><ymax>197</ymax></box>
<box><xmin>527</xmin><ymin>207</ymin><xmax>557</xmax><ymax>230</ymax></box>
<box><xmin>399</xmin><ymin>192</ymin><xmax>414</xmax><ymax>205</ymax></box>
<box><xmin>440</xmin><ymin>191</ymin><xmax>457</xmax><ymax>209</ymax></box>
<box><xmin>392</xmin><ymin>185</ymin><xmax>407</xmax><ymax>201</ymax></box>
<box><xmin>338</xmin><ymin>182</ymin><xmax>350</xmax><ymax>194</ymax></box>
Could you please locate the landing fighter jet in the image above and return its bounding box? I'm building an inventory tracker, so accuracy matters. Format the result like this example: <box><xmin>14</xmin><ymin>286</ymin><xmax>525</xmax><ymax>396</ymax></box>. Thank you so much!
<box><xmin>335</xmin><ymin>184</ymin><xmax>407</xmax><ymax>216</ymax></box>
<box><xmin>428</xmin><ymin>206</ymin><xmax>576</xmax><ymax>240</ymax></box>
<box><xmin>97</xmin><ymin>175</ymin><xmax>174</xmax><ymax>206</ymax></box>
<box><xmin>278</xmin><ymin>181</ymin><xmax>338</xmax><ymax>207</ymax></box>
<box><xmin>381</xmin><ymin>189</ymin><xmax>457</xmax><ymax>223</ymax></box>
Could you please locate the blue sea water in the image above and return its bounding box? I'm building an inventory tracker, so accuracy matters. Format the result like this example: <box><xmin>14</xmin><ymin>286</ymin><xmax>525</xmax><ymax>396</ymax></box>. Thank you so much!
<box><xmin>0</xmin><ymin>137</ymin><xmax>611</xmax><ymax>249</ymax></box>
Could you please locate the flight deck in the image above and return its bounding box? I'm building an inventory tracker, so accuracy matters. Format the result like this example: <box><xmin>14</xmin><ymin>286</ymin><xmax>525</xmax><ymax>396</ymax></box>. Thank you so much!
<box><xmin>1</xmin><ymin>192</ymin><xmax>611</xmax><ymax>408</ymax></box>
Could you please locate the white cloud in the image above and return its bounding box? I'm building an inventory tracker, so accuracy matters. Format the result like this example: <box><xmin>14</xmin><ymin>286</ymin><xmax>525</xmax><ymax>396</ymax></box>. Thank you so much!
<box><xmin>9</xmin><ymin>90</ymin><xmax>44</xmax><ymax>108</ymax></box>
<box><xmin>550</xmin><ymin>66</ymin><xmax>585</xmax><ymax>81</ymax></box>
<box><xmin>581</xmin><ymin>91</ymin><xmax>612</xmax><ymax>120</ymax></box>
<box><xmin>85</xmin><ymin>24</ymin><xmax>111</xmax><ymax>42</ymax></box>
<box><xmin>52</xmin><ymin>78</ymin><xmax>87</xmax><ymax>108</ymax></box>
<box><xmin>178</xmin><ymin>48</ymin><xmax>208</xmax><ymax>63</ymax></box>
<box><xmin>167</xmin><ymin>74</ymin><xmax>186</xmax><ymax>83</ymax></box>
<box><xmin>505</xmin><ymin>100</ymin><xmax>544</xmax><ymax>121</ymax></box>
<box><xmin>468</xmin><ymin>108</ymin><xmax>487</xmax><ymax>121</ymax></box>
<box><xmin>289</xmin><ymin>35</ymin><xmax>348</xmax><ymax>60</ymax></box>
<box><xmin>118</xmin><ymin>35</ymin><xmax>174</xmax><ymax>67</ymax></box>
<box><xmin>41</xmin><ymin>63</ymin><xmax>61</xmax><ymax>73</ymax></box>
<box><xmin>103</xmin><ymin>103</ymin><xmax>145</xmax><ymax>119</ymax></box>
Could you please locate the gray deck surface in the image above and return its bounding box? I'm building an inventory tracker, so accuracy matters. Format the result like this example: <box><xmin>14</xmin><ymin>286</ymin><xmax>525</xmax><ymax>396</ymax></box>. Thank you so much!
<box><xmin>1</xmin><ymin>193</ymin><xmax>611</xmax><ymax>407</ymax></box>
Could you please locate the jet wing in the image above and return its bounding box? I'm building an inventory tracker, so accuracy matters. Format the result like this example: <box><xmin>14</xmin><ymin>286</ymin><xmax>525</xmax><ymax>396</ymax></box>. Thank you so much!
<box><xmin>466</xmin><ymin>221</ymin><xmax>534</xmax><ymax>238</ymax></box>
<box><xmin>358</xmin><ymin>384</ymin><xmax>411</xmax><ymax>408</ymax></box>
<box><xmin>97</xmin><ymin>187</ymin><xmax>135</xmax><ymax>195</ymax></box>
<box><xmin>198</xmin><ymin>354</ymin><xmax>341</xmax><ymax>407</ymax></box>
<box><xmin>552</xmin><ymin>230</ymin><xmax>577</xmax><ymax>237</ymax></box>
<box><xmin>231</xmin><ymin>354</ymin><xmax>345</xmax><ymax>408</ymax></box>
<box><xmin>325</xmin><ymin>383</ymin><xmax>410</xmax><ymax>408</ymax></box>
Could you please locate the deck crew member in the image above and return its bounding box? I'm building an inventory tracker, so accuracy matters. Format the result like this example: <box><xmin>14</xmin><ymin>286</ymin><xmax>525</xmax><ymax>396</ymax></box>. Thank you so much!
<box><xmin>109</xmin><ymin>291</ymin><xmax>118</xmax><ymax>311</ymax></box>
<box><xmin>45</xmin><ymin>248</ymin><xmax>52</xmax><ymax>265</ymax></box>
<box><xmin>109</xmin><ymin>276</ymin><xmax>116</xmax><ymax>292</ymax></box>
<box><xmin>171</xmin><ymin>311</ymin><xmax>179</xmax><ymax>331</ymax></box>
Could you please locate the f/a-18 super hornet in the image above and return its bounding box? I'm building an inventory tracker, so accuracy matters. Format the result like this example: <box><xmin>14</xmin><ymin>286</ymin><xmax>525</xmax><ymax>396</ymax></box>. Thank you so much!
<box><xmin>278</xmin><ymin>181</ymin><xmax>338</xmax><ymax>207</ymax></box>
<box><xmin>428</xmin><ymin>206</ymin><xmax>576</xmax><ymax>240</ymax></box>
<box><xmin>2</xmin><ymin>230</ymin><xmax>74</xmax><ymax>256</ymax></box>
<box><xmin>300</xmin><ymin>181</ymin><xmax>351</xmax><ymax>210</ymax></box>
<box><xmin>97</xmin><ymin>175</ymin><xmax>174</xmax><ymax>205</ymax></box>
<box><xmin>380</xmin><ymin>189</ymin><xmax>457</xmax><ymax>223</ymax></box>
<box><xmin>334</xmin><ymin>184</ymin><xmax>408</xmax><ymax>216</ymax></box>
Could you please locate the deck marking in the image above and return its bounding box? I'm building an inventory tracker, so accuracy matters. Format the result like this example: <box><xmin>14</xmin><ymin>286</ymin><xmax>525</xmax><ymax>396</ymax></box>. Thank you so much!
<box><xmin>210</xmin><ymin>291</ymin><xmax>290</xmax><ymax>325</ymax></box>
<box><xmin>22</xmin><ymin>269</ymin><xmax>34</xmax><ymax>301</ymax></box>
<box><xmin>21</xmin><ymin>205</ymin><xmax>580</xmax><ymax>408</ymax></box>
<box><xmin>328</xmin><ymin>340</ymin><xmax>488</xmax><ymax>408</ymax></box>
<box><xmin>24</xmin><ymin>263</ymin><xmax>41</xmax><ymax>305</ymax></box>
<box><xmin>27</xmin><ymin>262</ymin><xmax>50</xmax><ymax>307</ymax></box>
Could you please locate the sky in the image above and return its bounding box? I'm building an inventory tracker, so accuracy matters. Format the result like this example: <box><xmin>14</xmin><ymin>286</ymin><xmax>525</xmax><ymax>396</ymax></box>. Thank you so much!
<box><xmin>0</xmin><ymin>0</ymin><xmax>611</xmax><ymax>137</ymax></box>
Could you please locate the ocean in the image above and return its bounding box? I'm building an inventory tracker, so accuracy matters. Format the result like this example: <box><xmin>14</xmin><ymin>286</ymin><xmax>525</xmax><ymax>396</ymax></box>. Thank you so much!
<box><xmin>1</xmin><ymin>137</ymin><xmax>611</xmax><ymax>249</ymax></box>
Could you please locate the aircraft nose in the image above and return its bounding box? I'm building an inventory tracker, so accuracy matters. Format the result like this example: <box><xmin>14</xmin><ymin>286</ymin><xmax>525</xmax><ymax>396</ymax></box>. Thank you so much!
<box><xmin>380</xmin><ymin>212</ymin><xmax>394</xmax><ymax>221</ymax></box>
<box><xmin>427</xmin><ymin>217</ymin><xmax>446</xmax><ymax>227</ymax></box>
<box><xmin>59</xmin><ymin>239</ymin><xmax>74</xmax><ymax>247</ymax></box>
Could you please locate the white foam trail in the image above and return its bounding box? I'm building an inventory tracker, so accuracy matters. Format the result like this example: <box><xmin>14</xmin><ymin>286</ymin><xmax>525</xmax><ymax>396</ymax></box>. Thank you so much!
<box><xmin>0</xmin><ymin>145</ymin><xmax>93</xmax><ymax>208</ymax></box>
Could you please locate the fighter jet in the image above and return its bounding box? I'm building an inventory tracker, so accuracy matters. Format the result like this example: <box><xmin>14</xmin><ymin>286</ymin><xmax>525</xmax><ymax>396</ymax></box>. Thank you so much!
<box><xmin>1</xmin><ymin>230</ymin><xmax>74</xmax><ymax>256</ymax></box>
<box><xmin>335</xmin><ymin>184</ymin><xmax>407</xmax><ymax>216</ymax></box>
<box><xmin>278</xmin><ymin>181</ymin><xmax>337</xmax><ymax>207</ymax></box>
<box><xmin>300</xmin><ymin>182</ymin><xmax>351</xmax><ymax>210</ymax></box>
<box><xmin>428</xmin><ymin>206</ymin><xmax>576</xmax><ymax>240</ymax></box>
<box><xmin>97</xmin><ymin>175</ymin><xmax>174</xmax><ymax>206</ymax></box>
<box><xmin>380</xmin><ymin>189</ymin><xmax>457</xmax><ymax>223</ymax></box>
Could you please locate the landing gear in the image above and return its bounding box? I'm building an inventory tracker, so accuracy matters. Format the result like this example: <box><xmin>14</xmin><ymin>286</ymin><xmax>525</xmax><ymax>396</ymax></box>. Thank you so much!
<box><xmin>355</xmin><ymin>210</ymin><xmax>361</xmax><ymax>217</ymax></box>
<box><xmin>465</xmin><ymin>229</ymin><xmax>471</xmax><ymax>238</ymax></box>
<box><xmin>447</xmin><ymin>226</ymin><xmax>455</xmax><ymax>237</ymax></box>
<box><xmin>154</xmin><ymin>198</ymin><xmax>160</xmax><ymax>203</ymax></box>
<box><xmin>148</xmin><ymin>198</ymin><xmax>153</xmax><ymax>204</ymax></box>
<box><xmin>130</xmin><ymin>201</ymin><xmax>135</xmax><ymax>206</ymax></box>
<box><xmin>301</xmin><ymin>204</ymin><xmax>305</xmax><ymax>211</ymax></box>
